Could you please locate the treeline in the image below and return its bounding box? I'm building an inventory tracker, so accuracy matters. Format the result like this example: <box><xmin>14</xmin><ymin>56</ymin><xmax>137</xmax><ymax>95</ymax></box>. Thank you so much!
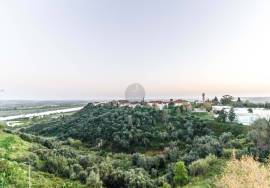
<box><xmin>211</xmin><ymin>95</ymin><xmax>270</xmax><ymax>108</ymax></box>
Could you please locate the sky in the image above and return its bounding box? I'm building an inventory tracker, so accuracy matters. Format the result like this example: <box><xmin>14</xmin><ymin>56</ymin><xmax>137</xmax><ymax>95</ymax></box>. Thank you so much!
<box><xmin>1</xmin><ymin>0</ymin><xmax>270</xmax><ymax>100</ymax></box>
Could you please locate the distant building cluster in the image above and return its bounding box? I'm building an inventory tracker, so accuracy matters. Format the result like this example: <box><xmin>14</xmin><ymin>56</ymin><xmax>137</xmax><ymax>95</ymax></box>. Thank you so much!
<box><xmin>93</xmin><ymin>99</ymin><xmax>192</xmax><ymax>110</ymax></box>
<box><xmin>148</xmin><ymin>99</ymin><xmax>192</xmax><ymax>110</ymax></box>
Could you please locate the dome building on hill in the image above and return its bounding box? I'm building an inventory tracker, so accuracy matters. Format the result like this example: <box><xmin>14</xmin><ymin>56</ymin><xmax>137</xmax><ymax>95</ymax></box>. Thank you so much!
<box><xmin>125</xmin><ymin>83</ymin><xmax>145</xmax><ymax>103</ymax></box>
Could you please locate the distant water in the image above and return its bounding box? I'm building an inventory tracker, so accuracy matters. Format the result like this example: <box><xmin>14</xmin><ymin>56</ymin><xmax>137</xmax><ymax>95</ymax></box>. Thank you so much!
<box><xmin>241</xmin><ymin>97</ymin><xmax>270</xmax><ymax>103</ymax></box>
<box><xmin>0</xmin><ymin>107</ymin><xmax>83</xmax><ymax>121</ymax></box>
<box><xmin>0</xmin><ymin>100</ymin><xmax>89</xmax><ymax>108</ymax></box>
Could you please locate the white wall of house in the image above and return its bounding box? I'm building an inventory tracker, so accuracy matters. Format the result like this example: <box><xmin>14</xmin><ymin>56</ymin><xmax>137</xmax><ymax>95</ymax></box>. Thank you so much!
<box><xmin>212</xmin><ymin>106</ymin><xmax>270</xmax><ymax>125</ymax></box>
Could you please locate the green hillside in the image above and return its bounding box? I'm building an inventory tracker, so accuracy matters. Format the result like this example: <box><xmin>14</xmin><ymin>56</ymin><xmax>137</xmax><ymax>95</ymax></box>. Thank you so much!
<box><xmin>2</xmin><ymin>103</ymin><xmax>269</xmax><ymax>187</ymax></box>
<box><xmin>23</xmin><ymin>103</ymin><xmax>245</xmax><ymax>154</ymax></box>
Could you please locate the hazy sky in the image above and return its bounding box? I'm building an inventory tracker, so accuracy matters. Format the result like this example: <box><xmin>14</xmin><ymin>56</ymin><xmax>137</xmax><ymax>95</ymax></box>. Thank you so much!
<box><xmin>1</xmin><ymin>0</ymin><xmax>270</xmax><ymax>100</ymax></box>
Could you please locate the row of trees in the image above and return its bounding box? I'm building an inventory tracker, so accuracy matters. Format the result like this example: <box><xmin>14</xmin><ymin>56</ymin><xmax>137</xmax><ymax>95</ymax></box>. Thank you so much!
<box><xmin>210</xmin><ymin>94</ymin><xmax>270</xmax><ymax>109</ymax></box>
<box><xmin>217</xmin><ymin>108</ymin><xmax>236</xmax><ymax>123</ymax></box>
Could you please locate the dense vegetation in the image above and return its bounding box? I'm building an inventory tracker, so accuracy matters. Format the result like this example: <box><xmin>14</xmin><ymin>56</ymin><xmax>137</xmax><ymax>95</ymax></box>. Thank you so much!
<box><xmin>0</xmin><ymin>128</ymin><xmax>84</xmax><ymax>188</ymax></box>
<box><xmin>23</xmin><ymin>103</ymin><xmax>245</xmax><ymax>153</ymax></box>
<box><xmin>2</xmin><ymin>102</ymin><xmax>270</xmax><ymax>187</ymax></box>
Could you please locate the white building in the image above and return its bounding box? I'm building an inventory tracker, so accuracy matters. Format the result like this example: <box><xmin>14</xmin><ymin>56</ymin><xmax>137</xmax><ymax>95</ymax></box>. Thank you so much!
<box><xmin>212</xmin><ymin>106</ymin><xmax>270</xmax><ymax>125</ymax></box>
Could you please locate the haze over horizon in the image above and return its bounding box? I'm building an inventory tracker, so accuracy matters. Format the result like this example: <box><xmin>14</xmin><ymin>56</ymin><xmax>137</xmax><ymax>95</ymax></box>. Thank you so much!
<box><xmin>1</xmin><ymin>0</ymin><xmax>270</xmax><ymax>100</ymax></box>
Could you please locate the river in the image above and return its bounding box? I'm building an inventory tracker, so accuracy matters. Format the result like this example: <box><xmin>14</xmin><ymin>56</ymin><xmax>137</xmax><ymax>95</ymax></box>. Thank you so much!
<box><xmin>0</xmin><ymin>107</ymin><xmax>83</xmax><ymax>121</ymax></box>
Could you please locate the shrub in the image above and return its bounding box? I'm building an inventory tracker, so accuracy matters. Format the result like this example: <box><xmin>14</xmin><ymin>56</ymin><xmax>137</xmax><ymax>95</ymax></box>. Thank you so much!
<box><xmin>192</xmin><ymin>136</ymin><xmax>222</xmax><ymax>159</ymax></box>
<box><xmin>57</xmin><ymin>148</ymin><xmax>77</xmax><ymax>158</ymax></box>
<box><xmin>219</xmin><ymin>132</ymin><xmax>233</xmax><ymax>147</ymax></box>
<box><xmin>78</xmin><ymin>170</ymin><xmax>88</xmax><ymax>183</ymax></box>
<box><xmin>0</xmin><ymin>122</ymin><xmax>5</xmax><ymax>130</ymax></box>
<box><xmin>166</xmin><ymin>146</ymin><xmax>181</xmax><ymax>162</ymax></box>
<box><xmin>204</xmin><ymin>154</ymin><xmax>218</xmax><ymax>165</ymax></box>
<box><xmin>217</xmin><ymin>109</ymin><xmax>227</xmax><ymax>122</ymax></box>
<box><xmin>0</xmin><ymin>160</ymin><xmax>27</xmax><ymax>187</ymax></box>
<box><xmin>42</xmin><ymin>155</ymin><xmax>69</xmax><ymax>176</ymax></box>
<box><xmin>87</xmin><ymin>171</ymin><xmax>103</xmax><ymax>188</ymax></box>
<box><xmin>43</xmin><ymin>139</ymin><xmax>58</xmax><ymax>149</ymax></box>
<box><xmin>124</xmin><ymin>168</ymin><xmax>154</xmax><ymax>187</ymax></box>
<box><xmin>161</xmin><ymin>182</ymin><xmax>171</xmax><ymax>188</ymax></box>
<box><xmin>72</xmin><ymin>164</ymin><xmax>83</xmax><ymax>175</ymax></box>
<box><xmin>67</xmin><ymin>138</ymin><xmax>82</xmax><ymax>148</ymax></box>
<box><xmin>79</xmin><ymin>155</ymin><xmax>92</xmax><ymax>169</ymax></box>
<box><xmin>222</xmin><ymin>149</ymin><xmax>233</xmax><ymax>159</ymax></box>
<box><xmin>189</xmin><ymin>158</ymin><xmax>209</xmax><ymax>176</ymax></box>
<box><xmin>203</xmin><ymin>102</ymin><xmax>212</xmax><ymax>112</ymax></box>
<box><xmin>229</xmin><ymin>139</ymin><xmax>243</xmax><ymax>149</ymax></box>
<box><xmin>248</xmin><ymin>118</ymin><xmax>270</xmax><ymax>160</ymax></box>
<box><xmin>42</xmin><ymin>156</ymin><xmax>59</xmax><ymax>174</ymax></box>
<box><xmin>132</xmin><ymin>153</ymin><xmax>166</xmax><ymax>173</ymax></box>
<box><xmin>62</xmin><ymin>166</ymin><xmax>71</xmax><ymax>178</ymax></box>
<box><xmin>183</xmin><ymin>150</ymin><xmax>199</xmax><ymax>164</ymax></box>
<box><xmin>28</xmin><ymin>153</ymin><xmax>39</xmax><ymax>166</ymax></box>
<box><xmin>188</xmin><ymin>154</ymin><xmax>217</xmax><ymax>176</ymax></box>
<box><xmin>235</xmin><ymin>148</ymin><xmax>249</xmax><ymax>160</ymax></box>
<box><xmin>0</xmin><ymin>148</ymin><xmax>5</xmax><ymax>158</ymax></box>
<box><xmin>18</xmin><ymin>133</ymin><xmax>34</xmax><ymax>142</ymax></box>
<box><xmin>173</xmin><ymin>161</ymin><xmax>188</xmax><ymax>186</ymax></box>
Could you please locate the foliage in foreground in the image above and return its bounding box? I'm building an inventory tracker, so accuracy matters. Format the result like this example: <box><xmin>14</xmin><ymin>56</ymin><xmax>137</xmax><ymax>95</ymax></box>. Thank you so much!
<box><xmin>188</xmin><ymin>154</ymin><xmax>218</xmax><ymax>177</ymax></box>
<box><xmin>0</xmin><ymin>131</ymin><xmax>85</xmax><ymax>188</ymax></box>
<box><xmin>216</xmin><ymin>155</ymin><xmax>270</xmax><ymax>188</ymax></box>
<box><xmin>173</xmin><ymin>161</ymin><xmax>188</xmax><ymax>186</ymax></box>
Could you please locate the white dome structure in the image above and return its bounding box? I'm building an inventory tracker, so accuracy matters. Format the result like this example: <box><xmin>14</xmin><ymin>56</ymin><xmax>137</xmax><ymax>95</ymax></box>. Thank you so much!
<box><xmin>125</xmin><ymin>83</ymin><xmax>145</xmax><ymax>102</ymax></box>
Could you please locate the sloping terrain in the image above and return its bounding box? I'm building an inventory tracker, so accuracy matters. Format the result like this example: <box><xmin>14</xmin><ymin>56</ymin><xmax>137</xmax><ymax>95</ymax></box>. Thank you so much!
<box><xmin>24</xmin><ymin>103</ymin><xmax>218</xmax><ymax>152</ymax></box>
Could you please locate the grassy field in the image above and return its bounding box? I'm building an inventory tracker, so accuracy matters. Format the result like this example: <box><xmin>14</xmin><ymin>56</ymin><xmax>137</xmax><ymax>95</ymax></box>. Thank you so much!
<box><xmin>0</xmin><ymin>131</ymin><xmax>30</xmax><ymax>159</ymax></box>
<box><xmin>192</xmin><ymin>112</ymin><xmax>215</xmax><ymax>121</ymax></box>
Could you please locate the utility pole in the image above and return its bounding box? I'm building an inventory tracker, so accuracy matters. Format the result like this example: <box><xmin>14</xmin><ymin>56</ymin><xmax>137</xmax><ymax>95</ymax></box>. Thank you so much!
<box><xmin>28</xmin><ymin>157</ymin><xmax>31</xmax><ymax>188</ymax></box>
<box><xmin>202</xmin><ymin>93</ymin><xmax>205</xmax><ymax>103</ymax></box>
<box><xmin>27</xmin><ymin>148</ymin><xmax>47</xmax><ymax>188</ymax></box>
